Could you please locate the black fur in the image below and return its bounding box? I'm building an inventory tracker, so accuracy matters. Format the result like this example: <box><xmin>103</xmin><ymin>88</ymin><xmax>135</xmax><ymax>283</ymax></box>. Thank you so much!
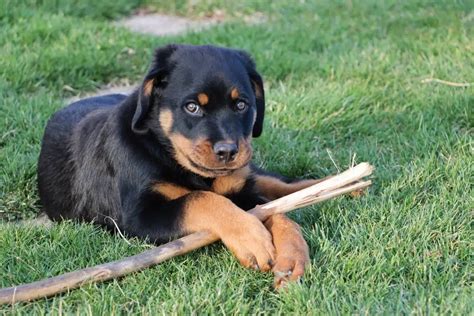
<box><xmin>38</xmin><ymin>44</ymin><xmax>272</xmax><ymax>243</ymax></box>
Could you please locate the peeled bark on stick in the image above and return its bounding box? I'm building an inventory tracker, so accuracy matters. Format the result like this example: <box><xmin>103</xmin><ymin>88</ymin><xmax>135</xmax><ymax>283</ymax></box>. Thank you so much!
<box><xmin>0</xmin><ymin>163</ymin><xmax>374</xmax><ymax>305</ymax></box>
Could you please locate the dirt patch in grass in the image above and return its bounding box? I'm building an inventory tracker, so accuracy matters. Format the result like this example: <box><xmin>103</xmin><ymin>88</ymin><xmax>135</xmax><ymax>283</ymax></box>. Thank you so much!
<box><xmin>119</xmin><ymin>9</ymin><xmax>267</xmax><ymax>36</ymax></box>
<box><xmin>119</xmin><ymin>13</ymin><xmax>218</xmax><ymax>36</ymax></box>
<box><xmin>71</xmin><ymin>11</ymin><xmax>266</xmax><ymax>100</ymax></box>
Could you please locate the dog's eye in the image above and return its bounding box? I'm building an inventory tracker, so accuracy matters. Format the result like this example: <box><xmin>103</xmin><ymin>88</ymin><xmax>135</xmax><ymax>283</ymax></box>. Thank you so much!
<box><xmin>184</xmin><ymin>102</ymin><xmax>203</xmax><ymax>116</ymax></box>
<box><xmin>235</xmin><ymin>101</ymin><xmax>248</xmax><ymax>112</ymax></box>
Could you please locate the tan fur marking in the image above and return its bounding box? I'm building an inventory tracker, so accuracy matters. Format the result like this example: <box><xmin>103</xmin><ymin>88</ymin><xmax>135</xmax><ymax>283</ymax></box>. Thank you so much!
<box><xmin>181</xmin><ymin>191</ymin><xmax>275</xmax><ymax>271</ymax></box>
<box><xmin>143</xmin><ymin>79</ymin><xmax>154</xmax><ymax>96</ymax></box>
<box><xmin>168</xmin><ymin>133</ymin><xmax>252</xmax><ymax>178</ymax></box>
<box><xmin>197</xmin><ymin>93</ymin><xmax>209</xmax><ymax>106</ymax></box>
<box><xmin>255</xmin><ymin>176</ymin><xmax>326</xmax><ymax>201</ymax></box>
<box><xmin>212</xmin><ymin>166</ymin><xmax>250</xmax><ymax>195</ymax></box>
<box><xmin>253</xmin><ymin>81</ymin><xmax>263</xmax><ymax>98</ymax></box>
<box><xmin>264</xmin><ymin>214</ymin><xmax>309</xmax><ymax>288</ymax></box>
<box><xmin>159</xmin><ymin>109</ymin><xmax>174</xmax><ymax>135</ymax></box>
<box><xmin>169</xmin><ymin>134</ymin><xmax>210</xmax><ymax>177</ymax></box>
<box><xmin>230</xmin><ymin>88</ymin><xmax>240</xmax><ymax>100</ymax></box>
<box><xmin>152</xmin><ymin>182</ymin><xmax>190</xmax><ymax>200</ymax></box>
<box><xmin>181</xmin><ymin>191</ymin><xmax>235</xmax><ymax>233</ymax></box>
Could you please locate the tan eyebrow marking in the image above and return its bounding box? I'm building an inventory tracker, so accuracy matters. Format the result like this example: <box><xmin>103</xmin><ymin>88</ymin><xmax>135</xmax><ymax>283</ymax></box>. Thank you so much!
<box><xmin>197</xmin><ymin>93</ymin><xmax>209</xmax><ymax>106</ymax></box>
<box><xmin>231</xmin><ymin>88</ymin><xmax>240</xmax><ymax>100</ymax></box>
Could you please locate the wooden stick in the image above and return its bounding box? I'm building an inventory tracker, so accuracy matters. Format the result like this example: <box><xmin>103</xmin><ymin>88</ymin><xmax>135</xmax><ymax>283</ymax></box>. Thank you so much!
<box><xmin>0</xmin><ymin>163</ymin><xmax>374</xmax><ymax>305</ymax></box>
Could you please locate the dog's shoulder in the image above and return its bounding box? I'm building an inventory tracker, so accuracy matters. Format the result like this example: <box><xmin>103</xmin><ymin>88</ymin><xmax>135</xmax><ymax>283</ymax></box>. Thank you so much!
<box><xmin>55</xmin><ymin>93</ymin><xmax>127</xmax><ymax>122</ymax></box>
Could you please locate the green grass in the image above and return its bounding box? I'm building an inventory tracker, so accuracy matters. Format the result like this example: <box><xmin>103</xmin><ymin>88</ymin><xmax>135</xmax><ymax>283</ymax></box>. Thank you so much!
<box><xmin>0</xmin><ymin>0</ymin><xmax>472</xmax><ymax>314</ymax></box>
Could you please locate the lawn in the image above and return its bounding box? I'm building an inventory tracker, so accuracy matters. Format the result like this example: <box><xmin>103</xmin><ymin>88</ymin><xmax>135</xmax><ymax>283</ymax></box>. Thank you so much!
<box><xmin>0</xmin><ymin>0</ymin><xmax>472</xmax><ymax>314</ymax></box>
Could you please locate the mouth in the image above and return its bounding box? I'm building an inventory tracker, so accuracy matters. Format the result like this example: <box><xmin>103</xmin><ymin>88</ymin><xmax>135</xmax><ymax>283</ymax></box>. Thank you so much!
<box><xmin>187</xmin><ymin>155</ymin><xmax>248</xmax><ymax>176</ymax></box>
<box><xmin>188</xmin><ymin>159</ymin><xmax>240</xmax><ymax>176</ymax></box>
<box><xmin>169</xmin><ymin>135</ymin><xmax>252</xmax><ymax>177</ymax></box>
<box><xmin>175</xmin><ymin>146</ymin><xmax>250</xmax><ymax>177</ymax></box>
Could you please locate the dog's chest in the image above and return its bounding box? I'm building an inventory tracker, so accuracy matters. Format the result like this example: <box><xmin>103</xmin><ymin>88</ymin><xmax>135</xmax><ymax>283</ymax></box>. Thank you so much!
<box><xmin>152</xmin><ymin>170</ymin><xmax>249</xmax><ymax>200</ymax></box>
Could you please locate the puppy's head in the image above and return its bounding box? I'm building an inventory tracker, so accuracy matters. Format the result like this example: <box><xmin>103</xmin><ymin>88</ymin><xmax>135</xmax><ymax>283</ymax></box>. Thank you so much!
<box><xmin>132</xmin><ymin>44</ymin><xmax>265</xmax><ymax>178</ymax></box>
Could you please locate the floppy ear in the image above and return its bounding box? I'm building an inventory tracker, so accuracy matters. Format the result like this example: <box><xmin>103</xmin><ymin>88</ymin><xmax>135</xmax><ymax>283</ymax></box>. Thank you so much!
<box><xmin>248</xmin><ymin>70</ymin><xmax>265</xmax><ymax>138</ymax></box>
<box><xmin>235</xmin><ymin>50</ymin><xmax>265</xmax><ymax>138</ymax></box>
<box><xmin>131</xmin><ymin>45</ymin><xmax>177</xmax><ymax>134</ymax></box>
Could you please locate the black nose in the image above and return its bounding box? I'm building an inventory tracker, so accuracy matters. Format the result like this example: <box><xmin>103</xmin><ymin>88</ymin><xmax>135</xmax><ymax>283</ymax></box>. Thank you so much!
<box><xmin>213</xmin><ymin>142</ymin><xmax>239</xmax><ymax>163</ymax></box>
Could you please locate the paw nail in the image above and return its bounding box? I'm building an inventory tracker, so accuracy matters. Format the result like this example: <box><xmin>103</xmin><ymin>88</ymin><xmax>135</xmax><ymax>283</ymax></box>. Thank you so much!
<box><xmin>274</xmin><ymin>270</ymin><xmax>291</xmax><ymax>278</ymax></box>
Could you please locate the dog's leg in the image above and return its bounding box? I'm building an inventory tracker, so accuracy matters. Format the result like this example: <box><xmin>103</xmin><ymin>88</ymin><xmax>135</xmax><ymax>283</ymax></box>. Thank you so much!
<box><xmin>127</xmin><ymin>190</ymin><xmax>275</xmax><ymax>271</ymax></box>
<box><xmin>252</xmin><ymin>170</ymin><xmax>325</xmax><ymax>287</ymax></box>
<box><xmin>263</xmin><ymin>214</ymin><xmax>309</xmax><ymax>288</ymax></box>
<box><xmin>253</xmin><ymin>172</ymin><xmax>331</xmax><ymax>201</ymax></box>
<box><xmin>181</xmin><ymin>191</ymin><xmax>276</xmax><ymax>270</ymax></box>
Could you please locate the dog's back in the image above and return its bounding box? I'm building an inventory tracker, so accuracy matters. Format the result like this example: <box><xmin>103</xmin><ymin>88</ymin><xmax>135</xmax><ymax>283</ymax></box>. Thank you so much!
<box><xmin>37</xmin><ymin>94</ymin><xmax>127</xmax><ymax>221</ymax></box>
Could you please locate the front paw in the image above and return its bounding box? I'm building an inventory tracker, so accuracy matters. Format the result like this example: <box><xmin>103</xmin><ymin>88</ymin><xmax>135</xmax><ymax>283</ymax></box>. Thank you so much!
<box><xmin>219</xmin><ymin>212</ymin><xmax>275</xmax><ymax>272</ymax></box>
<box><xmin>264</xmin><ymin>214</ymin><xmax>310</xmax><ymax>288</ymax></box>
<box><xmin>273</xmin><ymin>252</ymin><xmax>309</xmax><ymax>289</ymax></box>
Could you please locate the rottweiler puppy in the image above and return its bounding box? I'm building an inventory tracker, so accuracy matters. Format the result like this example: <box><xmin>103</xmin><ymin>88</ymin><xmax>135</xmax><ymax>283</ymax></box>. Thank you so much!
<box><xmin>38</xmin><ymin>44</ymin><xmax>322</xmax><ymax>287</ymax></box>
